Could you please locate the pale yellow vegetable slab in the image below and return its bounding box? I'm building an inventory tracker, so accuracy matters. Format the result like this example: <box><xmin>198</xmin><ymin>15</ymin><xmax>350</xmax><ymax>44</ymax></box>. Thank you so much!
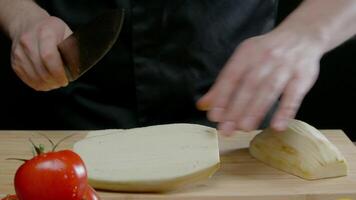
<box><xmin>73</xmin><ymin>124</ymin><xmax>220</xmax><ymax>192</ymax></box>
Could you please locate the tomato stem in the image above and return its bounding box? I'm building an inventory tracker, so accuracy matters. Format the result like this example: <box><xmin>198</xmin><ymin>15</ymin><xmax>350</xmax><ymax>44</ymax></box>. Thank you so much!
<box><xmin>29</xmin><ymin>138</ymin><xmax>45</xmax><ymax>155</ymax></box>
<box><xmin>6</xmin><ymin>158</ymin><xmax>29</xmax><ymax>162</ymax></box>
<box><xmin>52</xmin><ymin>134</ymin><xmax>75</xmax><ymax>152</ymax></box>
<box><xmin>38</xmin><ymin>133</ymin><xmax>55</xmax><ymax>149</ymax></box>
<box><xmin>28</xmin><ymin>133</ymin><xmax>76</xmax><ymax>153</ymax></box>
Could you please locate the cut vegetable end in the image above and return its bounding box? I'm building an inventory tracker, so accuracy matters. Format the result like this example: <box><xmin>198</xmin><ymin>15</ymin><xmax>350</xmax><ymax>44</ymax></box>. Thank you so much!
<box><xmin>249</xmin><ymin>119</ymin><xmax>348</xmax><ymax>180</ymax></box>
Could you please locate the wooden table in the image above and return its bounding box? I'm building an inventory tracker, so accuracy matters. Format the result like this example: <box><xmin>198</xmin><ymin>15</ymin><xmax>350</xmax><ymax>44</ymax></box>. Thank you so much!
<box><xmin>1</xmin><ymin>130</ymin><xmax>356</xmax><ymax>200</ymax></box>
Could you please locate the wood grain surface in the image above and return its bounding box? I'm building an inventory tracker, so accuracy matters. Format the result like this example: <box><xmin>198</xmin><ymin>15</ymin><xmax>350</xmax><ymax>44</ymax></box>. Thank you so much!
<box><xmin>1</xmin><ymin>130</ymin><xmax>356</xmax><ymax>200</ymax></box>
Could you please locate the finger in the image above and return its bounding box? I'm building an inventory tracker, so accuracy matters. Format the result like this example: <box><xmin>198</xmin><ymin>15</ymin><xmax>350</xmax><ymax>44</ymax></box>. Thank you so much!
<box><xmin>219</xmin><ymin>72</ymin><xmax>259</xmax><ymax>135</ymax></box>
<box><xmin>198</xmin><ymin>50</ymin><xmax>249</xmax><ymax>122</ymax></box>
<box><xmin>236</xmin><ymin>67</ymin><xmax>291</xmax><ymax>131</ymax></box>
<box><xmin>11</xmin><ymin>46</ymin><xmax>46</xmax><ymax>90</ymax></box>
<box><xmin>38</xmin><ymin>28</ymin><xmax>68</xmax><ymax>86</ymax></box>
<box><xmin>198</xmin><ymin>58</ymin><xmax>246</xmax><ymax>109</ymax></box>
<box><xmin>11</xmin><ymin>57</ymin><xmax>32</xmax><ymax>87</ymax></box>
<box><xmin>271</xmin><ymin>76</ymin><xmax>313</xmax><ymax>131</ymax></box>
<box><xmin>19</xmin><ymin>33</ymin><xmax>55</xmax><ymax>90</ymax></box>
<box><xmin>217</xmin><ymin>66</ymin><xmax>269</xmax><ymax>134</ymax></box>
<box><xmin>205</xmin><ymin>79</ymin><xmax>240</xmax><ymax>123</ymax></box>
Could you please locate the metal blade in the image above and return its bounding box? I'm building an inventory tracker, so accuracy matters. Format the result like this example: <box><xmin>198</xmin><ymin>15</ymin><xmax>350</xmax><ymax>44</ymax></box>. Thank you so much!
<box><xmin>58</xmin><ymin>9</ymin><xmax>125</xmax><ymax>81</ymax></box>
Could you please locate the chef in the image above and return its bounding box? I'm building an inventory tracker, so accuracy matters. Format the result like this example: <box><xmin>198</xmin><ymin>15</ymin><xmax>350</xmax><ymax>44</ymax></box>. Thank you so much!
<box><xmin>0</xmin><ymin>0</ymin><xmax>355</xmax><ymax>134</ymax></box>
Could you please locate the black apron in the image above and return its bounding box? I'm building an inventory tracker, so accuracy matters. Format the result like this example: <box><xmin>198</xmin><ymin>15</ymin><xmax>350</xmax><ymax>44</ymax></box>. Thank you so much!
<box><xmin>32</xmin><ymin>0</ymin><xmax>278</xmax><ymax>130</ymax></box>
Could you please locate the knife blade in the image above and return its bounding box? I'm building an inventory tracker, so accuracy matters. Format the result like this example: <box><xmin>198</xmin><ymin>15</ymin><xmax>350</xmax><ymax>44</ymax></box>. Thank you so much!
<box><xmin>58</xmin><ymin>9</ymin><xmax>125</xmax><ymax>82</ymax></box>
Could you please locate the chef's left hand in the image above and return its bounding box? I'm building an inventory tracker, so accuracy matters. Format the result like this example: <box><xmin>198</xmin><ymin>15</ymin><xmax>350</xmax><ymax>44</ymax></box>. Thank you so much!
<box><xmin>197</xmin><ymin>30</ymin><xmax>324</xmax><ymax>135</ymax></box>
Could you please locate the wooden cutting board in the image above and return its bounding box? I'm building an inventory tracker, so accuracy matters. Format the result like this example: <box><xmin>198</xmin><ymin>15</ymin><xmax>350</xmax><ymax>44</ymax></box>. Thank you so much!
<box><xmin>1</xmin><ymin>130</ymin><xmax>356</xmax><ymax>200</ymax></box>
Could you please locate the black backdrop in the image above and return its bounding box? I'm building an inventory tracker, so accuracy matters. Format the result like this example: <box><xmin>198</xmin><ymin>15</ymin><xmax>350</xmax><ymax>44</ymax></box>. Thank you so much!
<box><xmin>0</xmin><ymin>1</ymin><xmax>355</xmax><ymax>140</ymax></box>
<box><xmin>278</xmin><ymin>1</ymin><xmax>356</xmax><ymax>140</ymax></box>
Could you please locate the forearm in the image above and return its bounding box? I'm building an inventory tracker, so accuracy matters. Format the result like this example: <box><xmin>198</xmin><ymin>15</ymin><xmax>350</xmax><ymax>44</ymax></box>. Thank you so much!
<box><xmin>0</xmin><ymin>0</ymin><xmax>49</xmax><ymax>39</ymax></box>
<box><xmin>273</xmin><ymin>0</ymin><xmax>356</xmax><ymax>53</ymax></box>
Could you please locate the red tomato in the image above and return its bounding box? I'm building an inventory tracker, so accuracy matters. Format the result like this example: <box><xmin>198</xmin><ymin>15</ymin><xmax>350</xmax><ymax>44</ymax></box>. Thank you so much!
<box><xmin>14</xmin><ymin>150</ymin><xmax>88</xmax><ymax>200</ymax></box>
<box><xmin>1</xmin><ymin>195</ymin><xmax>18</xmax><ymax>200</ymax></box>
<box><xmin>83</xmin><ymin>186</ymin><xmax>101</xmax><ymax>200</ymax></box>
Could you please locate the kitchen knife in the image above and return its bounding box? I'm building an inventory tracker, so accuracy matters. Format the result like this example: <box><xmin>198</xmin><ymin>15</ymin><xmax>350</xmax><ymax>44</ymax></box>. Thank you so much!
<box><xmin>58</xmin><ymin>9</ymin><xmax>125</xmax><ymax>82</ymax></box>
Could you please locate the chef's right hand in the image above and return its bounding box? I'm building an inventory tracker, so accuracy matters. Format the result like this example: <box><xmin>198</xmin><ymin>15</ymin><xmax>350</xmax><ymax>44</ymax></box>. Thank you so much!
<box><xmin>10</xmin><ymin>16</ymin><xmax>72</xmax><ymax>91</ymax></box>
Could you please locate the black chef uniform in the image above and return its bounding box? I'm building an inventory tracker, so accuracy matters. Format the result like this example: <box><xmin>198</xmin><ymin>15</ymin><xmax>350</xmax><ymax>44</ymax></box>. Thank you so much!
<box><xmin>30</xmin><ymin>0</ymin><xmax>278</xmax><ymax>130</ymax></box>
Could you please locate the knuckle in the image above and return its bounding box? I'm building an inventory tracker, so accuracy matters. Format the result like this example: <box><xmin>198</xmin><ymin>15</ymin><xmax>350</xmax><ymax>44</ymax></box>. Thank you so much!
<box><xmin>262</xmin><ymin>49</ymin><xmax>286</xmax><ymax>67</ymax></box>
<box><xmin>38</xmin><ymin>26</ymin><xmax>54</xmax><ymax>39</ymax></box>
<box><xmin>12</xmin><ymin>48</ymin><xmax>22</xmax><ymax>61</ymax></box>
<box><xmin>40</xmin><ymin>50</ymin><xmax>55</xmax><ymax>62</ymax></box>
<box><xmin>19</xmin><ymin>33</ymin><xmax>32</xmax><ymax>49</ymax></box>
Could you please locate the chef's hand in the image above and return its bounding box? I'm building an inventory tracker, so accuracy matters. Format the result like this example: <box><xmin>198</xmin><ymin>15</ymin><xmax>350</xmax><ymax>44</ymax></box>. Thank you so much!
<box><xmin>197</xmin><ymin>30</ymin><xmax>323</xmax><ymax>135</ymax></box>
<box><xmin>10</xmin><ymin>16</ymin><xmax>72</xmax><ymax>91</ymax></box>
